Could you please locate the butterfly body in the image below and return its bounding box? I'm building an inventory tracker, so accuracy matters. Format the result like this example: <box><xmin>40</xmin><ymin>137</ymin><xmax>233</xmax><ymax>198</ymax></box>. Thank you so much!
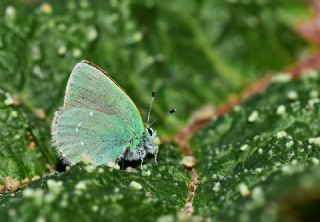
<box><xmin>51</xmin><ymin>60</ymin><xmax>159</xmax><ymax>166</ymax></box>
<box><xmin>123</xmin><ymin>128</ymin><xmax>159</xmax><ymax>162</ymax></box>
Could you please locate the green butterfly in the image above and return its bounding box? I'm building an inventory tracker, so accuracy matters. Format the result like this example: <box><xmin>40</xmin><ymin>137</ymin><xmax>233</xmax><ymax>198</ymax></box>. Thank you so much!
<box><xmin>52</xmin><ymin>60</ymin><xmax>174</xmax><ymax>168</ymax></box>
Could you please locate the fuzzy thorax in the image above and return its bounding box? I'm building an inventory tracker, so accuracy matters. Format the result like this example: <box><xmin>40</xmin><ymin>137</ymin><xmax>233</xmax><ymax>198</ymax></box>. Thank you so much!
<box><xmin>123</xmin><ymin>128</ymin><xmax>159</xmax><ymax>162</ymax></box>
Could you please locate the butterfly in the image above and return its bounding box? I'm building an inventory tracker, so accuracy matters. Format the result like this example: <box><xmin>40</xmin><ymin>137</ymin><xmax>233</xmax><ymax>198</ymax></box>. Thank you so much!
<box><xmin>51</xmin><ymin>60</ymin><xmax>175</xmax><ymax>168</ymax></box>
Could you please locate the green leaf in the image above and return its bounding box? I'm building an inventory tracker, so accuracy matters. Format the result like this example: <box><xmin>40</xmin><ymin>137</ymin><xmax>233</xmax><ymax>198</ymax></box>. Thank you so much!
<box><xmin>191</xmin><ymin>72</ymin><xmax>320</xmax><ymax>221</ymax></box>
<box><xmin>0</xmin><ymin>144</ymin><xmax>190</xmax><ymax>222</ymax></box>
<box><xmin>1</xmin><ymin>73</ymin><xmax>320</xmax><ymax>221</ymax></box>
<box><xmin>0</xmin><ymin>1</ymin><xmax>318</xmax><ymax>221</ymax></box>
<box><xmin>0</xmin><ymin>91</ymin><xmax>52</xmax><ymax>182</ymax></box>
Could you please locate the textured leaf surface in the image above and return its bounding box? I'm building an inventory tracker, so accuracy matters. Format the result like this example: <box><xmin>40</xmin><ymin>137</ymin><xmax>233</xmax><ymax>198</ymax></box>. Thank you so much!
<box><xmin>0</xmin><ymin>0</ymin><xmax>319</xmax><ymax>222</ymax></box>
<box><xmin>1</xmin><ymin>73</ymin><xmax>320</xmax><ymax>221</ymax></box>
<box><xmin>0</xmin><ymin>144</ymin><xmax>189</xmax><ymax>222</ymax></box>
<box><xmin>191</xmin><ymin>72</ymin><xmax>320</xmax><ymax>221</ymax></box>
<box><xmin>0</xmin><ymin>91</ymin><xmax>51</xmax><ymax>182</ymax></box>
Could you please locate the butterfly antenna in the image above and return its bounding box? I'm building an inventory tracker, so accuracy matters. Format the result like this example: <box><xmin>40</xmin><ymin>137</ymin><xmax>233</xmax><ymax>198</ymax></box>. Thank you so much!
<box><xmin>149</xmin><ymin>108</ymin><xmax>176</xmax><ymax>127</ymax></box>
<box><xmin>147</xmin><ymin>91</ymin><xmax>156</xmax><ymax>125</ymax></box>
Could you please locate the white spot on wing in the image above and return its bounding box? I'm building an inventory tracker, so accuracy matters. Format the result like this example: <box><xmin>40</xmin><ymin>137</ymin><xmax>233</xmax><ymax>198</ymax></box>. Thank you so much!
<box><xmin>90</xmin><ymin>111</ymin><xmax>93</xmax><ymax>116</ymax></box>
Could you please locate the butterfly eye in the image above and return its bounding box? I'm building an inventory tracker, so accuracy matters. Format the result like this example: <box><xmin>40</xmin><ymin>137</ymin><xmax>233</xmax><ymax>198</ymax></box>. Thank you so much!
<box><xmin>147</xmin><ymin>128</ymin><xmax>153</xmax><ymax>136</ymax></box>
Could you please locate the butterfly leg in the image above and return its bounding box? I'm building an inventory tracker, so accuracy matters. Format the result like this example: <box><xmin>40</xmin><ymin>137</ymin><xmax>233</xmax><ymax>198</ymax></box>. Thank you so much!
<box><xmin>140</xmin><ymin>158</ymin><xmax>144</xmax><ymax>170</ymax></box>
<box><xmin>121</xmin><ymin>158</ymin><xmax>125</xmax><ymax>169</ymax></box>
<box><xmin>140</xmin><ymin>150</ymin><xmax>147</xmax><ymax>170</ymax></box>
<box><xmin>154</xmin><ymin>151</ymin><xmax>158</xmax><ymax>165</ymax></box>
<box><xmin>120</xmin><ymin>147</ymin><xmax>131</xmax><ymax>170</ymax></box>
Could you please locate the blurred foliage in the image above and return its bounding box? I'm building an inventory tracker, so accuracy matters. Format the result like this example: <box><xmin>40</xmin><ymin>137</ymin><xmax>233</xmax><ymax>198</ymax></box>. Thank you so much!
<box><xmin>0</xmin><ymin>91</ymin><xmax>50</xmax><ymax>181</ymax></box>
<box><xmin>0</xmin><ymin>0</ymin><xmax>308</xmax><ymax>135</ymax></box>
<box><xmin>0</xmin><ymin>144</ymin><xmax>190</xmax><ymax>222</ymax></box>
<box><xmin>0</xmin><ymin>0</ymin><xmax>319</xmax><ymax>221</ymax></box>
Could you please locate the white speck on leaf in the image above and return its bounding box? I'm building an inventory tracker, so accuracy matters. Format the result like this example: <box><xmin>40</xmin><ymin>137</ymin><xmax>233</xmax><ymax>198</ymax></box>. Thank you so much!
<box><xmin>87</xmin><ymin>27</ymin><xmax>98</xmax><ymax>41</ymax></box>
<box><xmin>181</xmin><ymin>155</ymin><xmax>196</xmax><ymax>168</ymax></box>
<box><xmin>281</xmin><ymin>164</ymin><xmax>294</xmax><ymax>175</ymax></box>
<box><xmin>239</xmin><ymin>183</ymin><xmax>250</xmax><ymax>197</ymax></box>
<box><xmin>272</xmin><ymin>73</ymin><xmax>291</xmax><ymax>83</ymax></box>
<box><xmin>286</xmin><ymin>141</ymin><xmax>294</xmax><ymax>148</ymax></box>
<box><xmin>248</xmin><ymin>111</ymin><xmax>259</xmax><ymax>123</ymax></box>
<box><xmin>142</xmin><ymin>170</ymin><xmax>151</xmax><ymax>177</ymax></box>
<box><xmin>287</xmin><ymin>91</ymin><xmax>298</xmax><ymax>100</ymax></box>
<box><xmin>276</xmin><ymin>105</ymin><xmax>286</xmax><ymax>116</ymax></box>
<box><xmin>132</xmin><ymin>31</ymin><xmax>143</xmax><ymax>42</ymax></box>
<box><xmin>40</xmin><ymin>3</ymin><xmax>53</xmax><ymax>14</ymax></box>
<box><xmin>212</xmin><ymin>182</ymin><xmax>221</xmax><ymax>192</ymax></box>
<box><xmin>310</xmin><ymin>90</ymin><xmax>319</xmax><ymax>98</ymax></box>
<box><xmin>106</xmin><ymin>161</ymin><xmax>120</xmax><ymax>170</ymax></box>
<box><xmin>23</xmin><ymin>188</ymin><xmax>44</xmax><ymax>199</ymax></box>
<box><xmin>308</xmin><ymin>98</ymin><xmax>320</xmax><ymax>107</ymax></box>
<box><xmin>288</xmin><ymin>151</ymin><xmax>295</xmax><ymax>159</ymax></box>
<box><xmin>5</xmin><ymin>6</ymin><xmax>16</xmax><ymax>18</ymax></box>
<box><xmin>312</xmin><ymin>157</ymin><xmax>319</xmax><ymax>165</ymax></box>
<box><xmin>92</xmin><ymin>205</ymin><xmax>99</xmax><ymax>212</ymax></box>
<box><xmin>130</xmin><ymin>181</ymin><xmax>142</xmax><ymax>190</ymax></box>
<box><xmin>240</xmin><ymin>144</ymin><xmax>249</xmax><ymax>151</ymax></box>
<box><xmin>72</xmin><ymin>48</ymin><xmax>82</xmax><ymax>58</ymax></box>
<box><xmin>308</xmin><ymin>137</ymin><xmax>320</xmax><ymax>146</ymax></box>
<box><xmin>4</xmin><ymin>93</ymin><xmax>14</xmax><ymax>106</ymax></box>
<box><xmin>58</xmin><ymin>45</ymin><xmax>67</xmax><ymax>56</ymax></box>
<box><xmin>234</xmin><ymin>105</ymin><xmax>241</xmax><ymax>112</ymax></box>
<box><xmin>75</xmin><ymin>181</ymin><xmax>87</xmax><ymax>191</ymax></box>
<box><xmin>276</xmin><ymin>131</ymin><xmax>287</xmax><ymax>139</ymax></box>
<box><xmin>85</xmin><ymin>165</ymin><xmax>96</xmax><ymax>173</ymax></box>
<box><xmin>8</xmin><ymin>209</ymin><xmax>16</xmax><ymax>217</ymax></box>
<box><xmin>47</xmin><ymin>179</ymin><xmax>63</xmax><ymax>194</ymax></box>
<box><xmin>157</xmin><ymin>215</ymin><xmax>175</xmax><ymax>222</ymax></box>
<box><xmin>35</xmin><ymin>216</ymin><xmax>46</xmax><ymax>222</ymax></box>
<box><xmin>10</xmin><ymin>111</ymin><xmax>18</xmax><ymax>118</ymax></box>
<box><xmin>252</xmin><ymin>187</ymin><xmax>265</xmax><ymax>205</ymax></box>
<box><xmin>32</xmin><ymin>66</ymin><xmax>44</xmax><ymax>79</ymax></box>
<box><xmin>303</xmin><ymin>69</ymin><xmax>318</xmax><ymax>79</ymax></box>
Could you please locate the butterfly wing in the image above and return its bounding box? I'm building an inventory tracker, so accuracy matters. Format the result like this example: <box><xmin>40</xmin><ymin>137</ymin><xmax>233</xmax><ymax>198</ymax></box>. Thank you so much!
<box><xmin>52</xmin><ymin>108</ymin><xmax>138</xmax><ymax>165</ymax></box>
<box><xmin>52</xmin><ymin>61</ymin><xmax>144</xmax><ymax>165</ymax></box>
<box><xmin>64</xmin><ymin>60</ymin><xmax>144</xmax><ymax>133</ymax></box>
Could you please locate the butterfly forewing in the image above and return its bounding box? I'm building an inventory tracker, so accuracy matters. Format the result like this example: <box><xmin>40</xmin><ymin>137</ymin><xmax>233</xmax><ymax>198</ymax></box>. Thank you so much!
<box><xmin>65</xmin><ymin>61</ymin><xmax>144</xmax><ymax>132</ymax></box>
<box><xmin>52</xmin><ymin>61</ymin><xmax>144</xmax><ymax>165</ymax></box>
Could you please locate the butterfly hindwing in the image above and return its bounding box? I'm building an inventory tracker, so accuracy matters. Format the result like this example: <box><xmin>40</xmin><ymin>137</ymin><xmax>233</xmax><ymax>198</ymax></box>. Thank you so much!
<box><xmin>52</xmin><ymin>61</ymin><xmax>144</xmax><ymax>165</ymax></box>
<box><xmin>52</xmin><ymin>108</ymin><xmax>137</xmax><ymax>165</ymax></box>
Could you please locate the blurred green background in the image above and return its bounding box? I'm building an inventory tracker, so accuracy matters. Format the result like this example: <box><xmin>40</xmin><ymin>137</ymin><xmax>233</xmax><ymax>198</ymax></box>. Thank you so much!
<box><xmin>0</xmin><ymin>0</ymin><xmax>312</xmax><ymax>137</ymax></box>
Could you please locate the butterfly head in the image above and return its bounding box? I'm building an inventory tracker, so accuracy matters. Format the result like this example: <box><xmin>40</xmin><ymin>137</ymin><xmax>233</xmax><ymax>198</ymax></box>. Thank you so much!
<box><xmin>145</xmin><ymin>127</ymin><xmax>160</xmax><ymax>155</ymax></box>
